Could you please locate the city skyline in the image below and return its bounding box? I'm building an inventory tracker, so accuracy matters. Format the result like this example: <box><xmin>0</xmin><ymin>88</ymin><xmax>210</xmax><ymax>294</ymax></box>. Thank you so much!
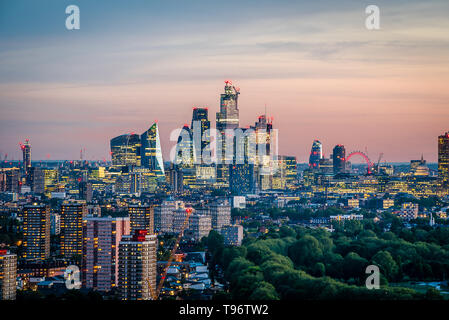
<box><xmin>1</xmin><ymin>0</ymin><xmax>449</xmax><ymax>162</ymax></box>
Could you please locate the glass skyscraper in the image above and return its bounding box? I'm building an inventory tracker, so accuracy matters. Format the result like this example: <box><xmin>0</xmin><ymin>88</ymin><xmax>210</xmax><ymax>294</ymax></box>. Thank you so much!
<box><xmin>140</xmin><ymin>123</ymin><xmax>165</xmax><ymax>181</ymax></box>
<box><xmin>110</xmin><ymin>133</ymin><xmax>141</xmax><ymax>168</ymax></box>
<box><xmin>216</xmin><ymin>81</ymin><xmax>240</xmax><ymax>186</ymax></box>
<box><xmin>309</xmin><ymin>140</ymin><xmax>323</xmax><ymax>169</ymax></box>
<box><xmin>332</xmin><ymin>144</ymin><xmax>346</xmax><ymax>175</ymax></box>
<box><xmin>438</xmin><ymin>131</ymin><xmax>449</xmax><ymax>185</ymax></box>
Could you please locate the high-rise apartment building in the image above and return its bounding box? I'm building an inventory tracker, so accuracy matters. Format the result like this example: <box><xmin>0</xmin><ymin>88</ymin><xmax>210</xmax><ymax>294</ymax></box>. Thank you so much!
<box><xmin>0</xmin><ymin>250</ymin><xmax>17</xmax><ymax>300</ymax></box>
<box><xmin>83</xmin><ymin>217</ymin><xmax>130</xmax><ymax>291</ymax></box>
<box><xmin>128</xmin><ymin>205</ymin><xmax>154</xmax><ymax>235</ymax></box>
<box><xmin>173</xmin><ymin>207</ymin><xmax>191</xmax><ymax>235</ymax></box>
<box><xmin>22</xmin><ymin>204</ymin><xmax>50</xmax><ymax>261</ymax></box>
<box><xmin>118</xmin><ymin>230</ymin><xmax>157</xmax><ymax>300</ymax></box>
<box><xmin>60</xmin><ymin>202</ymin><xmax>87</xmax><ymax>259</ymax></box>
<box><xmin>209</xmin><ymin>200</ymin><xmax>231</xmax><ymax>231</ymax></box>
<box><xmin>187</xmin><ymin>214</ymin><xmax>211</xmax><ymax>242</ymax></box>
<box><xmin>438</xmin><ymin>131</ymin><xmax>449</xmax><ymax>185</ymax></box>
<box><xmin>220</xmin><ymin>225</ymin><xmax>244</xmax><ymax>246</ymax></box>
<box><xmin>154</xmin><ymin>200</ymin><xmax>185</xmax><ymax>234</ymax></box>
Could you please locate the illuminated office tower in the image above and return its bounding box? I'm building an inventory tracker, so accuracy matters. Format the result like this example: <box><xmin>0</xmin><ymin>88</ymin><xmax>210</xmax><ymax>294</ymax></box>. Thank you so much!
<box><xmin>0</xmin><ymin>173</ymin><xmax>5</xmax><ymax>192</ymax></box>
<box><xmin>187</xmin><ymin>214</ymin><xmax>211</xmax><ymax>242</ymax></box>
<box><xmin>438</xmin><ymin>131</ymin><xmax>449</xmax><ymax>184</ymax></box>
<box><xmin>128</xmin><ymin>205</ymin><xmax>154</xmax><ymax>235</ymax></box>
<box><xmin>118</xmin><ymin>230</ymin><xmax>157</xmax><ymax>300</ymax></box>
<box><xmin>168</xmin><ymin>163</ymin><xmax>183</xmax><ymax>194</ymax></box>
<box><xmin>209</xmin><ymin>200</ymin><xmax>231</xmax><ymax>231</ymax></box>
<box><xmin>332</xmin><ymin>145</ymin><xmax>346</xmax><ymax>175</ymax></box>
<box><xmin>60</xmin><ymin>203</ymin><xmax>87</xmax><ymax>259</ymax></box>
<box><xmin>110</xmin><ymin>133</ymin><xmax>141</xmax><ymax>168</ymax></box>
<box><xmin>0</xmin><ymin>250</ymin><xmax>17</xmax><ymax>300</ymax></box>
<box><xmin>20</xmin><ymin>139</ymin><xmax>31</xmax><ymax>176</ymax></box>
<box><xmin>309</xmin><ymin>140</ymin><xmax>322</xmax><ymax>169</ymax></box>
<box><xmin>191</xmin><ymin>107</ymin><xmax>211</xmax><ymax>163</ymax></box>
<box><xmin>83</xmin><ymin>217</ymin><xmax>130</xmax><ymax>292</ymax></box>
<box><xmin>43</xmin><ymin>169</ymin><xmax>58</xmax><ymax>190</ymax></box>
<box><xmin>216</xmin><ymin>80</ymin><xmax>240</xmax><ymax>131</ymax></box>
<box><xmin>28</xmin><ymin>167</ymin><xmax>45</xmax><ymax>194</ymax></box>
<box><xmin>79</xmin><ymin>181</ymin><xmax>93</xmax><ymax>202</ymax></box>
<box><xmin>229</xmin><ymin>164</ymin><xmax>255</xmax><ymax>195</ymax></box>
<box><xmin>319</xmin><ymin>158</ymin><xmax>333</xmax><ymax>176</ymax></box>
<box><xmin>272</xmin><ymin>155</ymin><xmax>297</xmax><ymax>190</ymax></box>
<box><xmin>141</xmin><ymin>123</ymin><xmax>165</xmax><ymax>181</ymax></box>
<box><xmin>175</xmin><ymin>125</ymin><xmax>194</xmax><ymax>166</ymax></box>
<box><xmin>154</xmin><ymin>200</ymin><xmax>184</xmax><ymax>234</ymax></box>
<box><xmin>284</xmin><ymin>156</ymin><xmax>297</xmax><ymax>189</ymax></box>
<box><xmin>22</xmin><ymin>204</ymin><xmax>50</xmax><ymax>261</ymax></box>
<box><xmin>216</xmin><ymin>81</ymin><xmax>240</xmax><ymax>186</ymax></box>
<box><xmin>250</xmin><ymin>115</ymin><xmax>273</xmax><ymax>164</ymax></box>
<box><xmin>174</xmin><ymin>125</ymin><xmax>197</xmax><ymax>188</ymax></box>
<box><xmin>4</xmin><ymin>169</ymin><xmax>19</xmax><ymax>193</ymax></box>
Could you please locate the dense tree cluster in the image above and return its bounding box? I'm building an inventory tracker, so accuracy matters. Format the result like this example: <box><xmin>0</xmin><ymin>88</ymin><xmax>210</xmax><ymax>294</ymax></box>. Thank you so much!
<box><xmin>205</xmin><ymin>217</ymin><xmax>449</xmax><ymax>300</ymax></box>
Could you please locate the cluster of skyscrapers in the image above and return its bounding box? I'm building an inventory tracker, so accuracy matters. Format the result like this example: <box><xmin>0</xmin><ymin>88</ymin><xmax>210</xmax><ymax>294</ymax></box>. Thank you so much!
<box><xmin>109</xmin><ymin>81</ymin><xmax>298</xmax><ymax>195</ymax></box>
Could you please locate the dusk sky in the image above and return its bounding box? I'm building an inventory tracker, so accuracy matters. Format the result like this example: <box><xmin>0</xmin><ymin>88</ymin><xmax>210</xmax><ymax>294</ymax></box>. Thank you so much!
<box><xmin>1</xmin><ymin>0</ymin><xmax>448</xmax><ymax>163</ymax></box>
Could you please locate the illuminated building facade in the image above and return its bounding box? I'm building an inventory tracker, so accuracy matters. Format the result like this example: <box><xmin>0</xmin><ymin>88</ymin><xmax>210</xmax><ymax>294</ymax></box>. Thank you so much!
<box><xmin>332</xmin><ymin>144</ymin><xmax>346</xmax><ymax>175</ymax></box>
<box><xmin>118</xmin><ymin>230</ymin><xmax>157</xmax><ymax>300</ymax></box>
<box><xmin>220</xmin><ymin>225</ymin><xmax>244</xmax><ymax>246</ymax></box>
<box><xmin>83</xmin><ymin>217</ymin><xmax>130</xmax><ymax>292</ymax></box>
<box><xmin>154</xmin><ymin>200</ymin><xmax>184</xmax><ymax>234</ymax></box>
<box><xmin>22</xmin><ymin>204</ymin><xmax>50</xmax><ymax>261</ymax></box>
<box><xmin>4</xmin><ymin>169</ymin><xmax>19</xmax><ymax>193</ymax></box>
<box><xmin>128</xmin><ymin>205</ymin><xmax>154</xmax><ymax>235</ymax></box>
<box><xmin>309</xmin><ymin>140</ymin><xmax>322</xmax><ymax>169</ymax></box>
<box><xmin>79</xmin><ymin>181</ymin><xmax>93</xmax><ymax>202</ymax></box>
<box><xmin>273</xmin><ymin>155</ymin><xmax>297</xmax><ymax>190</ymax></box>
<box><xmin>110</xmin><ymin>133</ymin><xmax>141</xmax><ymax>168</ymax></box>
<box><xmin>186</xmin><ymin>214</ymin><xmax>211</xmax><ymax>242</ymax></box>
<box><xmin>209</xmin><ymin>200</ymin><xmax>231</xmax><ymax>231</ymax></box>
<box><xmin>191</xmin><ymin>107</ymin><xmax>211</xmax><ymax>163</ymax></box>
<box><xmin>60</xmin><ymin>203</ymin><xmax>87</xmax><ymax>259</ymax></box>
<box><xmin>20</xmin><ymin>139</ymin><xmax>31</xmax><ymax>176</ymax></box>
<box><xmin>230</xmin><ymin>164</ymin><xmax>255</xmax><ymax>195</ymax></box>
<box><xmin>141</xmin><ymin>123</ymin><xmax>165</xmax><ymax>181</ymax></box>
<box><xmin>216</xmin><ymin>81</ymin><xmax>240</xmax><ymax>186</ymax></box>
<box><xmin>168</xmin><ymin>164</ymin><xmax>183</xmax><ymax>194</ymax></box>
<box><xmin>0</xmin><ymin>250</ymin><xmax>16</xmax><ymax>300</ymax></box>
<box><xmin>438</xmin><ymin>131</ymin><xmax>449</xmax><ymax>185</ymax></box>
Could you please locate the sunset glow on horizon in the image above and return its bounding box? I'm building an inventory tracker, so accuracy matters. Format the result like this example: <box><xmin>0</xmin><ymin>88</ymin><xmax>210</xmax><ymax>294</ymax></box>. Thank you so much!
<box><xmin>1</xmin><ymin>0</ymin><xmax>448</xmax><ymax>162</ymax></box>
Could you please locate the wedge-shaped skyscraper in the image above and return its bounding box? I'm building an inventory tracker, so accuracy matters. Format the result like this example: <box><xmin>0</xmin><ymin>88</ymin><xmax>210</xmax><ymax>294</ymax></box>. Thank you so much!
<box><xmin>141</xmin><ymin>123</ymin><xmax>165</xmax><ymax>181</ymax></box>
